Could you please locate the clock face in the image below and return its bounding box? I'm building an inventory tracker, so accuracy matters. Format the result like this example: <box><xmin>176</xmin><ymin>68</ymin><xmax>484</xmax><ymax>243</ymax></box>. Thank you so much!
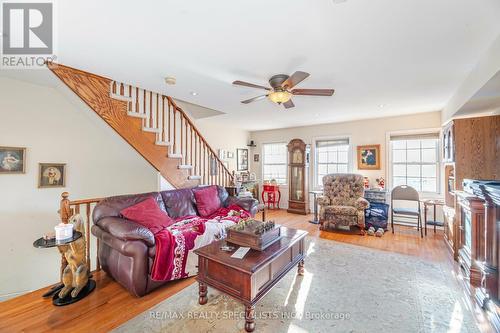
<box><xmin>292</xmin><ymin>149</ymin><xmax>303</xmax><ymax>164</ymax></box>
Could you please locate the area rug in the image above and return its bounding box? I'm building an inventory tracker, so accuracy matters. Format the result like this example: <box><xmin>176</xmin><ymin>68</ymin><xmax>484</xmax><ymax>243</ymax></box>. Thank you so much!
<box><xmin>113</xmin><ymin>238</ymin><xmax>479</xmax><ymax>333</ymax></box>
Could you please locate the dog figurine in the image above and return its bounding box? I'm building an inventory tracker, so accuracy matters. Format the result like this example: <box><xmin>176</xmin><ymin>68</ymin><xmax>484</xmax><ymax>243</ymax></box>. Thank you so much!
<box><xmin>57</xmin><ymin>214</ymin><xmax>89</xmax><ymax>298</ymax></box>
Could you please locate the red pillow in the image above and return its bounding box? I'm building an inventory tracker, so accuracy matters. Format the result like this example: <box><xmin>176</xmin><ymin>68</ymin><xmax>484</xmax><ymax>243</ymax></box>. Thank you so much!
<box><xmin>194</xmin><ymin>186</ymin><xmax>221</xmax><ymax>217</ymax></box>
<box><xmin>120</xmin><ymin>197</ymin><xmax>174</xmax><ymax>234</ymax></box>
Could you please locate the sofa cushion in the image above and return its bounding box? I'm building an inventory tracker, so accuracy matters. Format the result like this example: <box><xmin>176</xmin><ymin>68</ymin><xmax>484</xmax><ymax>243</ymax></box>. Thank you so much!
<box><xmin>193</xmin><ymin>185</ymin><xmax>221</xmax><ymax>217</ymax></box>
<box><xmin>322</xmin><ymin>173</ymin><xmax>365</xmax><ymax>206</ymax></box>
<box><xmin>160</xmin><ymin>188</ymin><xmax>198</xmax><ymax>218</ymax></box>
<box><xmin>216</xmin><ymin>185</ymin><xmax>229</xmax><ymax>206</ymax></box>
<box><xmin>93</xmin><ymin>192</ymin><xmax>165</xmax><ymax>224</ymax></box>
<box><xmin>324</xmin><ymin>205</ymin><xmax>358</xmax><ymax>216</ymax></box>
<box><xmin>120</xmin><ymin>197</ymin><xmax>174</xmax><ymax>234</ymax></box>
<box><xmin>92</xmin><ymin>217</ymin><xmax>155</xmax><ymax>247</ymax></box>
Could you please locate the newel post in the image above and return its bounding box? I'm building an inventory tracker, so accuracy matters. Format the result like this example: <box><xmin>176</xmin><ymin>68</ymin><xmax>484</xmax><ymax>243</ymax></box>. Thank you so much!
<box><xmin>57</xmin><ymin>192</ymin><xmax>71</xmax><ymax>282</ymax></box>
<box><xmin>59</xmin><ymin>192</ymin><xmax>72</xmax><ymax>224</ymax></box>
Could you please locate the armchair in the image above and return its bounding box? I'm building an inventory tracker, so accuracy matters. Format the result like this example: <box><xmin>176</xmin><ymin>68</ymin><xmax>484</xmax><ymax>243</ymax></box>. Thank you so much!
<box><xmin>318</xmin><ymin>173</ymin><xmax>369</xmax><ymax>234</ymax></box>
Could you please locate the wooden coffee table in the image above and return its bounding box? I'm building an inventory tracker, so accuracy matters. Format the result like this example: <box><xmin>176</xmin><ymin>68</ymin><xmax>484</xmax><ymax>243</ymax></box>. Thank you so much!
<box><xmin>194</xmin><ymin>226</ymin><xmax>307</xmax><ymax>332</ymax></box>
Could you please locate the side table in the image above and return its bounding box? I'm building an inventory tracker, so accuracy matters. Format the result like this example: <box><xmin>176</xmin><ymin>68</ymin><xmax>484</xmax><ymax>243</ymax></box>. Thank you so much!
<box><xmin>33</xmin><ymin>231</ymin><xmax>96</xmax><ymax>306</ymax></box>
<box><xmin>262</xmin><ymin>184</ymin><xmax>281</xmax><ymax>209</ymax></box>
<box><xmin>309</xmin><ymin>190</ymin><xmax>323</xmax><ymax>224</ymax></box>
<box><xmin>421</xmin><ymin>199</ymin><xmax>445</xmax><ymax>236</ymax></box>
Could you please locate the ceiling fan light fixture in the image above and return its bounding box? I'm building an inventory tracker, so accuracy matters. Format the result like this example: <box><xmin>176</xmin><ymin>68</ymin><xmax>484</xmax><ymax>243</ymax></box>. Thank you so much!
<box><xmin>268</xmin><ymin>90</ymin><xmax>291</xmax><ymax>104</ymax></box>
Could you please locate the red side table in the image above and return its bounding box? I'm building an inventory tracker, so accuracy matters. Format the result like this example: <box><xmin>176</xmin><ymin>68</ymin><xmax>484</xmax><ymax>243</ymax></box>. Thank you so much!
<box><xmin>262</xmin><ymin>184</ymin><xmax>281</xmax><ymax>209</ymax></box>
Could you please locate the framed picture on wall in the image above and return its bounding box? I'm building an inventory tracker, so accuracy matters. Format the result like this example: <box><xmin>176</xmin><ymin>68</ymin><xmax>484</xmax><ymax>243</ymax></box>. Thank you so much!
<box><xmin>0</xmin><ymin>146</ymin><xmax>26</xmax><ymax>174</ymax></box>
<box><xmin>38</xmin><ymin>163</ymin><xmax>66</xmax><ymax>188</ymax></box>
<box><xmin>357</xmin><ymin>145</ymin><xmax>381</xmax><ymax>170</ymax></box>
<box><xmin>227</xmin><ymin>151</ymin><xmax>234</xmax><ymax>159</ymax></box>
<box><xmin>218</xmin><ymin>149</ymin><xmax>227</xmax><ymax>160</ymax></box>
<box><xmin>237</xmin><ymin>148</ymin><xmax>248</xmax><ymax>171</ymax></box>
<box><xmin>209</xmin><ymin>157</ymin><xmax>218</xmax><ymax>176</ymax></box>
<box><xmin>254</xmin><ymin>154</ymin><xmax>259</xmax><ymax>162</ymax></box>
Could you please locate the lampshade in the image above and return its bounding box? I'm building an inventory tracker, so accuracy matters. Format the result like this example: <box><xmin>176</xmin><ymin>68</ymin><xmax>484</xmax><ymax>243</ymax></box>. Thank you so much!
<box><xmin>268</xmin><ymin>90</ymin><xmax>291</xmax><ymax>104</ymax></box>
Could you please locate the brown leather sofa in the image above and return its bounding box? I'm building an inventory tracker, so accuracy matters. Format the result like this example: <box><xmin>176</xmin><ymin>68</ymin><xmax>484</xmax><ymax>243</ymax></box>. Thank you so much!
<box><xmin>91</xmin><ymin>186</ymin><xmax>258</xmax><ymax>297</ymax></box>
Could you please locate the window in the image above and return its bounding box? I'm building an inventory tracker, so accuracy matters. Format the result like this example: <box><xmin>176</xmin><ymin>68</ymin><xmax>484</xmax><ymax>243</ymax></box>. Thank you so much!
<box><xmin>390</xmin><ymin>133</ymin><xmax>440</xmax><ymax>193</ymax></box>
<box><xmin>262</xmin><ymin>143</ymin><xmax>287</xmax><ymax>184</ymax></box>
<box><xmin>315</xmin><ymin>138</ymin><xmax>350</xmax><ymax>186</ymax></box>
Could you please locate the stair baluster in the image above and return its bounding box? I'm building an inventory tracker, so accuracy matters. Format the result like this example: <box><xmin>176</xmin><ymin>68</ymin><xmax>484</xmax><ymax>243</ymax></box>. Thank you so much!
<box><xmin>108</xmin><ymin>79</ymin><xmax>233</xmax><ymax>187</ymax></box>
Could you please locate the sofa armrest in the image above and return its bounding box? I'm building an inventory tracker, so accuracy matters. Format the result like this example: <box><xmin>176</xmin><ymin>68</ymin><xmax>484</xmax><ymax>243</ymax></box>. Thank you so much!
<box><xmin>355</xmin><ymin>197</ymin><xmax>370</xmax><ymax>210</ymax></box>
<box><xmin>94</xmin><ymin>216</ymin><xmax>155</xmax><ymax>247</ymax></box>
<box><xmin>225</xmin><ymin>196</ymin><xmax>259</xmax><ymax>217</ymax></box>
<box><xmin>317</xmin><ymin>195</ymin><xmax>330</xmax><ymax>206</ymax></box>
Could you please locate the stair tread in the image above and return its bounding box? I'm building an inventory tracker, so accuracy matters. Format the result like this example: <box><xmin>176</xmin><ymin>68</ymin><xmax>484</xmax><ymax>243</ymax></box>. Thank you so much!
<box><xmin>155</xmin><ymin>141</ymin><xmax>172</xmax><ymax>146</ymax></box>
<box><xmin>127</xmin><ymin>112</ymin><xmax>147</xmax><ymax>119</ymax></box>
<box><xmin>142</xmin><ymin>127</ymin><xmax>160</xmax><ymax>133</ymax></box>
<box><xmin>109</xmin><ymin>93</ymin><xmax>132</xmax><ymax>102</ymax></box>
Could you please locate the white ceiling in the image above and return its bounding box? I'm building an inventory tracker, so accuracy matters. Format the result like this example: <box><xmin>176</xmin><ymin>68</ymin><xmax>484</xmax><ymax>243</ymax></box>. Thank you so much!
<box><xmin>2</xmin><ymin>0</ymin><xmax>500</xmax><ymax>131</ymax></box>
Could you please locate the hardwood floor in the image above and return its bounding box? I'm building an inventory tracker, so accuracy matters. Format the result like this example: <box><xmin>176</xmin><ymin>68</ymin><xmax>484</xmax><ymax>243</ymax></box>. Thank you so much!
<box><xmin>0</xmin><ymin>210</ymin><xmax>483</xmax><ymax>332</ymax></box>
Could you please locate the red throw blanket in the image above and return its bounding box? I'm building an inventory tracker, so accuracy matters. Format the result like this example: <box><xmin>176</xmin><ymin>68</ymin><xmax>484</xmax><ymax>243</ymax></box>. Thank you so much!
<box><xmin>151</xmin><ymin>204</ymin><xmax>250</xmax><ymax>281</ymax></box>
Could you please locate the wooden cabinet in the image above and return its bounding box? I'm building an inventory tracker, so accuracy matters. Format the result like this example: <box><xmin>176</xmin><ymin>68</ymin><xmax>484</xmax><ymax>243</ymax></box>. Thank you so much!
<box><xmin>483</xmin><ymin>184</ymin><xmax>500</xmax><ymax>331</ymax></box>
<box><xmin>441</xmin><ymin>115</ymin><xmax>500</xmax><ymax>262</ymax></box>
<box><xmin>456</xmin><ymin>190</ymin><xmax>486</xmax><ymax>288</ymax></box>
<box><xmin>287</xmin><ymin>139</ymin><xmax>310</xmax><ymax>215</ymax></box>
<box><xmin>455</xmin><ymin>182</ymin><xmax>500</xmax><ymax>331</ymax></box>
<box><xmin>443</xmin><ymin>205</ymin><xmax>457</xmax><ymax>259</ymax></box>
<box><xmin>442</xmin><ymin>121</ymin><xmax>455</xmax><ymax>163</ymax></box>
<box><xmin>446</xmin><ymin>116</ymin><xmax>500</xmax><ymax>194</ymax></box>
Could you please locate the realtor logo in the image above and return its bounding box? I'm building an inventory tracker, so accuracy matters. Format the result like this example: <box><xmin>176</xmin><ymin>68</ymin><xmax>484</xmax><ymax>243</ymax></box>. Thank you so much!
<box><xmin>1</xmin><ymin>1</ymin><xmax>56</xmax><ymax>68</ymax></box>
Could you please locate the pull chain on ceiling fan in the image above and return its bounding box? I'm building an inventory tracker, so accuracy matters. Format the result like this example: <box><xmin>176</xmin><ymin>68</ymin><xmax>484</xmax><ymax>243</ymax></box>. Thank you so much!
<box><xmin>232</xmin><ymin>71</ymin><xmax>334</xmax><ymax>109</ymax></box>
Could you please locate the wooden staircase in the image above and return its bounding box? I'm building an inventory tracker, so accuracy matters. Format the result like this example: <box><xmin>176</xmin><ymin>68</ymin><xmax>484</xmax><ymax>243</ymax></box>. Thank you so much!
<box><xmin>48</xmin><ymin>63</ymin><xmax>233</xmax><ymax>189</ymax></box>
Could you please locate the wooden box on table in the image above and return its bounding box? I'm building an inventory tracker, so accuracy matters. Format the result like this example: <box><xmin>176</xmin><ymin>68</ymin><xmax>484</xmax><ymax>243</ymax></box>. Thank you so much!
<box><xmin>226</xmin><ymin>220</ymin><xmax>281</xmax><ymax>251</ymax></box>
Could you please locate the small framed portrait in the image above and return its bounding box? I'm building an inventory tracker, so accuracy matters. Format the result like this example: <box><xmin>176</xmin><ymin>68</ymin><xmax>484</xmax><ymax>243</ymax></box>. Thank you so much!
<box><xmin>357</xmin><ymin>145</ymin><xmax>380</xmax><ymax>170</ymax></box>
<box><xmin>209</xmin><ymin>157</ymin><xmax>218</xmax><ymax>176</ymax></box>
<box><xmin>253</xmin><ymin>154</ymin><xmax>259</xmax><ymax>162</ymax></box>
<box><xmin>226</xmin><ymin>151</ymin><xmax>234</xmax><ymax>159</ymax></box>
<box><xmin>218</xmin><ymin>149</ymin><xmax>226</xmax><ymax>160</ymax></box>
<box><xmin>0</xmin><ymin>146</ymin><xmax>26</xmax><ymax>174</ymax></box>
<box><xmin>39</xmin><ymin>163</ymin><xmax>66</xmax><ymax>188</ymax></box>
<box><xmin>237</xmin><ymin>148</ymin><xmax>248</xmax><ymax>171</ymax></box>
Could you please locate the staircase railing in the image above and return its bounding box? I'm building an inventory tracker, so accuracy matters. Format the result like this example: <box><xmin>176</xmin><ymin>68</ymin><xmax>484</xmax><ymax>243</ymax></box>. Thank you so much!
<box><xmin>110</xmin><ymin>81</ymin><xmax>233</xmax><ymax>187</ymax></box>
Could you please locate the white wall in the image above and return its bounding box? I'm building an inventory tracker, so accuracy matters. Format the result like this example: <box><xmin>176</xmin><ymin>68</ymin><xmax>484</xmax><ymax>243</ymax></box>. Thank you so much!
<box><xmin>443</xmin><ymin>34</ymin><xmax>500</xmax><ymax>123</ymax></box>
<box><xmin>193</xmin><ymin>118</ymin><xmax>250</xmax><ymax>173</ymax></box>
<box><xmin>174</xmin><ymin>98</ymin><xmax>251</xmax><ymax>174</ymax></box>
<box><xmin>250</xmin><ymin>111</ymin><xmax>442</xmax><ymax>209</ymax></box>
<box><xmin>0</xmin><ymin>77</ymin><xmax>161</xmax><ymax>300</ymax></box>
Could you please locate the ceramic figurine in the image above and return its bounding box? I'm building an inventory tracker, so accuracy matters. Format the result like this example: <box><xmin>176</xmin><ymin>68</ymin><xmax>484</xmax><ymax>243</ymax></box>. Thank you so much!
<box><xmin>376</xmin><ymin>177</ymin><xmax>385</xmax><ymax>190</ymax></box>
<box><xmin>363</xmin><ymin>177</ymin><xmax>370</xmax><ymax>189</ymax></box>
<box><xmin>57</xmin><ymin>214</ymin><xmax>89</xmax><ymax>299</ymax></box>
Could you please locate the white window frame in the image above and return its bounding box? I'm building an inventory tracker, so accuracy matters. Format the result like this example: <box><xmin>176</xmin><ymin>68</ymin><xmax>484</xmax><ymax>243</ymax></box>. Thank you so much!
<box><xmin>386</xmin><ymin>128</ymin><xmax>442</xmax><ymax>195</ymax></box>
<box><xmin>312</xmin><ymin>135</ymin><xmax>353</xmax><ymax>189</ymax></box>
<box><xmin>261</xmin><ymin>142</ymin><xmax>288</xmax><ymax>185</ymax></box>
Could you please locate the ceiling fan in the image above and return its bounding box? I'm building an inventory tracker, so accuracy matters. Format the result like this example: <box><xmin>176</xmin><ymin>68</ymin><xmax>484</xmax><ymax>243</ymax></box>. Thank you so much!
<box><xmin>232</xmin><ymin>71</ymin><xmax>334</xmax><ymax>109</ymax></box>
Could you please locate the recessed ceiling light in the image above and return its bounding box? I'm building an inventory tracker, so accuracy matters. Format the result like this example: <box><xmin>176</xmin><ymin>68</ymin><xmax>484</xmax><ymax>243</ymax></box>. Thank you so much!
<box><xmin>190</xmin><ymin>91</ymin><xmax>198</xmax><ymax>96</ymax></box>
<box><xmin>379</xmin><ymin>104</ymin><xmax>385</xmax><ymax>108</ymax></box>
<box><xmin>164</xmin><ymin>76</ymin><xmax>176</xmax><ymax>85</ymax></box>
<box><xmin>332</xmin><ymin>0</ymin><xmax>348</xmax><ymax>4</ymax></box>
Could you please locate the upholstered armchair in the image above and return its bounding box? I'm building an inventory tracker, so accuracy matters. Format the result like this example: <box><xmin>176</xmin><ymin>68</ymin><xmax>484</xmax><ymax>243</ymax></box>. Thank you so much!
<box><xmin>318</xmin><ymin>173</ymin><xmax>369</xmax><ymax>234</ymax></box>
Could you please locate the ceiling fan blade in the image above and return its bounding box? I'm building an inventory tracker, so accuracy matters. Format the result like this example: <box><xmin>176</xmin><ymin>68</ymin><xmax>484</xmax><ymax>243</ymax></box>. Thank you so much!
<box><xmin>241</xmin><ymin>95</ymin><xmax>268</xmax><ymax>104</ymax></box>
<box><xmin>233</xmin><ymin>80</ymin><xmax>271</xmax><ymax>91</ymax></box>
<box><xmin>282</xmin><ymin>71</ymin><xmax>310</xmax><ymax>89</ymax></box>
<box><xmin>283</xmin><ymin>99</ymin><xmax>295</xmax><ymax>109</ymax></box>
<box><xmin>292</xmin><ymin>88</ymin><xmax>335</xmax><ymax>96</ymax></box>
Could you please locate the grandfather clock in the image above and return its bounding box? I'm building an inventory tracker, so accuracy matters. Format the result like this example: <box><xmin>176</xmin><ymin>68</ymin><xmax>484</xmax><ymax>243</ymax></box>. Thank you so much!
<box><xmin>287</xmin><ymin>139</ymin><xmax>310</xmax><ymax>215</ymax></box>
